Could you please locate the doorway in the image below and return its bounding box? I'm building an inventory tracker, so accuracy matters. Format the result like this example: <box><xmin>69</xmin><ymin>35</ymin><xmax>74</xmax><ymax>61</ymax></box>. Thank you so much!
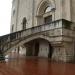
<box><xmin>48</xmin><ymin>44</ymin><xmax>53</xmax><ymax>59</ymax></box>
<box><xmin>34</xmin><ymin>42</ymin><xmax>39</xmax><ymax>56</ymax></box>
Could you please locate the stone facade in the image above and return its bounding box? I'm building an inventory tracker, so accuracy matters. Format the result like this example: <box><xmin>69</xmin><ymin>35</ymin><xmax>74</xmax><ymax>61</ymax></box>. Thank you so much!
<box><xmin>2</xmin><ymin>0</ymin><xmax>75</xmax><ymax>62</ymax></box>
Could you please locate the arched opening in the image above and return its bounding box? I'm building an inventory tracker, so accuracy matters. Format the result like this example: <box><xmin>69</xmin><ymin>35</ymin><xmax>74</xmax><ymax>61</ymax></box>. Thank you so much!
<box><xmin>36</xmin><ymin>0</ymin><xmax>55</xmax><ymax>25</ymax></box>
<box><xmin>45</xmin><ymin>6</ymin><xmax>52</xmax><ymax>13</ymax></box>
<box><xmin>24</xmin><ymin>38</ymin><xmax>54</xmax><ymax>58</ymax></box>
<box><xmin>22</xmin><ymin>17</ymin><xmax>27</xmax><ymax>30</ymax></box>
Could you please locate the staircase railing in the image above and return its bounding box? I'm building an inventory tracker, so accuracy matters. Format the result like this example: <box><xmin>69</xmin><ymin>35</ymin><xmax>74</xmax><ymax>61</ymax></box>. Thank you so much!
<box><xmin>0</xmin><ymin>19</ymin><xmax>72</xmax><ymax>61</ymax></box>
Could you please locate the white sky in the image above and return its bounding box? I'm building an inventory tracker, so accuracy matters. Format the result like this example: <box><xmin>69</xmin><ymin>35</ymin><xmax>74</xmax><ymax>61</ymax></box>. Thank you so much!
<box><xmin>0</xmin><ymin>0</ymin><xmax>12</xmax><ymax>36</ymax></box>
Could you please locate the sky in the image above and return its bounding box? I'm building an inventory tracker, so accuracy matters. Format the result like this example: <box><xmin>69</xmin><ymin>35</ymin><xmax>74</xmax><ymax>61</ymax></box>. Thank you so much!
<box><xmin>0</xmin><ymin>0</ymin><xmax>12</xmax><ymax>36</ymax></box>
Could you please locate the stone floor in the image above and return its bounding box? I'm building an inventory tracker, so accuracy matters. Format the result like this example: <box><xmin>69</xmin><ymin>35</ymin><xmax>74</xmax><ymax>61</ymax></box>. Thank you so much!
<box><xmin>0</xmin><ymin>57</ymin><xmax>75</xmax><ymax>75</ymax></box>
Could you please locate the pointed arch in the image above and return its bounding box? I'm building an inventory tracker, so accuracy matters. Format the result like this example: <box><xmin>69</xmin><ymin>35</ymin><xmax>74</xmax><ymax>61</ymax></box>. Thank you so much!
<box><xmin>37</xmin><ymin>0</ymin><xmax>55</xmax><ymax>16</ymax></box>
<box><xmin>36</xmin><ymin>0</ymin><xmax>56</xmax><ymax>25</ymax></box>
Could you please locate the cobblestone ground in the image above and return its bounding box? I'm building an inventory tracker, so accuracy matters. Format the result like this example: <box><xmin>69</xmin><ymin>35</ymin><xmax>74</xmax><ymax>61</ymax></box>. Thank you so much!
<box><xmin>0</xmin><ymin>56</ymin><xmax>75</xmax><ymax>75</ymax></box>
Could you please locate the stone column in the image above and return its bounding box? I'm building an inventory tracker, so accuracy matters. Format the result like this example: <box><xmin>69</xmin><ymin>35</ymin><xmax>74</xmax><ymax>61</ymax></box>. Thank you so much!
<box><xmin>52</xmin><ymin>42</ymin><xmax>74</xmax><ymax>62</ymax></box>
<box><xmin>63</xmin><ymin>42</ymin><xmax>74</xmax><ymax>62</ymax></box>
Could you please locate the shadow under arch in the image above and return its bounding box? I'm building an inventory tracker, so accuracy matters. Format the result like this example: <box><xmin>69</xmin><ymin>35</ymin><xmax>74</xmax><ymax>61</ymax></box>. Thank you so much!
<box><xmin>22</xmin><ymin>35</ymin><xmax>54</xmax><ymax>58</ymax></box>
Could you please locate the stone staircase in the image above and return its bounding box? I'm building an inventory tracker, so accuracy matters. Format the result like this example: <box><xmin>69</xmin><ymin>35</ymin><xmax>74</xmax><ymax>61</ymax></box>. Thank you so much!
<box><xmin>0</xmin><ymin>19</ymin><xmax>73</xmax><ymax>61</ymax></box>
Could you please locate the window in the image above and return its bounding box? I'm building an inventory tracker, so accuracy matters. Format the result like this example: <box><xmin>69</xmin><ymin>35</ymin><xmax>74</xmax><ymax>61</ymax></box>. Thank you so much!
<box><xmin>44</xmin><ymin>15</ymin><xmax>52</xmax><ymax>24</ymax></box>
<box><xmin>22</xmin><ymin>17</ymin><xmax>27</xmax><ymax>30</ymax></box>
<box><xmin>45</xmin><ymin>6</ymin><xmax>52</xmax><ymax>13</ymax></box>
<box><xmin>44</xmin><ymin>6</ymin><xmax>53</xmax><ymax>24</ymax></box>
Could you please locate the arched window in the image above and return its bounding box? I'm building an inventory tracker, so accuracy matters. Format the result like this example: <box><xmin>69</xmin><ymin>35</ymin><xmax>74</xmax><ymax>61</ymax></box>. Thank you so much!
<box><xmin>37</xmin><ymin>1</ymin><xmax>55</xmax><ymax>25</ymax></box>
<box><xmin>44</xmin><ymin>6</ymin><xmax>53</xmax><ymax>24</ymax></box>
<box><xmin>22</xmin><ymin>17</ymin><xmax>27</xmax><ymax>30</ymax></box>
<box><xmin>45</xmin><ymin>6</ymin><xmax>52</xmax><ymax>13</ymax></box>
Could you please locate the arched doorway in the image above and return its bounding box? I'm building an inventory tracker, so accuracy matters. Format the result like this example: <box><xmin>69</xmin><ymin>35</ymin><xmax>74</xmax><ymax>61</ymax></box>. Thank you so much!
<box><xmin>25</xmin><ymin>38</ymin><xmax>53</xmax><ymax>58</ymax></box>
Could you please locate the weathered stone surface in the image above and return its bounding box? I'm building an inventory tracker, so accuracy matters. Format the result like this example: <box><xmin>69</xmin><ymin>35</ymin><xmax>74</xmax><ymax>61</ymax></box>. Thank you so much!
<box><xmin>1</xmin><ymin>0</ymin><xmax>75</xmax><ymax>62</ymax></box>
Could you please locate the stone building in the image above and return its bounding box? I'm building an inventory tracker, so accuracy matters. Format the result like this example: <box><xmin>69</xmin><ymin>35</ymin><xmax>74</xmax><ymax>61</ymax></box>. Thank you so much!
<box><xmin>0</xmin><ymin>0</ymin><xmax>75</xmax><ymax>62</ymax></box>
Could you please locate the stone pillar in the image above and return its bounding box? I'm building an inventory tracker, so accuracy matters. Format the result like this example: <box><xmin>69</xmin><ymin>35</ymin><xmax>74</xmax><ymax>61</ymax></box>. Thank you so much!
<box><xmin>63</xmin><ymin>42</ymin><xmax>74</xmax><ymax>62</ymax></box>
<box><xmin>52</xmin><ymin>42</ymin><xmax>74</xmax><ymax>62</ymax></box>
<box><xmin>52</xmin><ymin>46</ymin><xmax>67</xmax><ymax>62</ymax></box>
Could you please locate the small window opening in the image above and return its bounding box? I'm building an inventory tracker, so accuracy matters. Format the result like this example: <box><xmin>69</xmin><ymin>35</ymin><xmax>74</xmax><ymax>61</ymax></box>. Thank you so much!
<box><xmin>22</xmin><ymin>17</ymin><xmax>27</xmax><ymax>30</ymax></box>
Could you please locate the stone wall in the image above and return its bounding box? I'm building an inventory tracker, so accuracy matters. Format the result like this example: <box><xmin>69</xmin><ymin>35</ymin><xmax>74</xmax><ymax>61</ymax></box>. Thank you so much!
<box><xmin>38</xmin><ymin>39</ymin><xmax>49</xmax><ymax>57</ymax></box>
<box><xmin>11</xmin><ymin>0</ymin><xmax>63</xmax><ymax>32</ymax></box>
<box><xmin>11</xmin><ymin>0</ymin><xmax>19</xmax><ymax>32</ymax></box>
<box><xmin>52</xmin><ymin>42</ymin><xmax>75</xmax><ymax>62</ymax></box>
<box><xmin>8</xmin><ymin>0</ymin><xmax>75</xmax><ymax>62</ymax></box>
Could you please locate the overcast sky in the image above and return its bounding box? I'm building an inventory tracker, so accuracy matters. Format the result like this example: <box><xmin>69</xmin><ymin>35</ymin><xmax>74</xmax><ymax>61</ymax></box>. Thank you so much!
<box><xmin>0</xmin><ymin>0</ymin><xmax>12</xmax><ymax>36</ymax></box>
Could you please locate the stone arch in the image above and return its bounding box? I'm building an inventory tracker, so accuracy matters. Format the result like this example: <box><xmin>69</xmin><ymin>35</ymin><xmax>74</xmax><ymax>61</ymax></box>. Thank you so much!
<box><xmin>4</xmin><ymin>34</ymin><xmax>54</xmax><ymax>55</ymax></box>
<box><xmin>22</xmin><ymin>36</ymin><xmax>54</xmax><ymax>58</ymax></box>
<box><xmin>21</xmin><ymin>34</ymin><xmax>53</xmax><ymax>45</ymax></box>
<box><xmin>36</xmin><ymin>0</ymin><xmax>56</xmax><ymax>25</ymax></box>
<box><xmin>4</xmin><ymin>34</ymin><xmax>54</xmax><ymax>59</ymax></box>
<box><xmin>37</xmin><ymin>0</ymin><xmax>55</xmax><ymax>16</ymax></box>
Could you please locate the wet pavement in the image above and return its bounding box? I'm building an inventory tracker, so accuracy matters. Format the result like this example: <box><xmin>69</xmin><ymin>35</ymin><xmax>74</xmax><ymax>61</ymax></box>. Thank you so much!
<box><xmin>0</xmin><ymin>57</ymin><xmax>75</xmax><ymax>75</ymax></box>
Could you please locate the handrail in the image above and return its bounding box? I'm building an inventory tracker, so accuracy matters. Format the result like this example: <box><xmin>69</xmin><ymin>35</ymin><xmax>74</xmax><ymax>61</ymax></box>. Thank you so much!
<box><xmin>0</xmin><ymin>20</ymin><xmax>61</xmax><ymax>40</ymax></box>
<box><xmin>0</xmin><ymin>19</ymin><xmax>72</xmax><ymax>52</ymax></box>
<box><xmin>0</xmin><ymin>19</ymin><xmax>70</xmax><ymax>37</ymax></box>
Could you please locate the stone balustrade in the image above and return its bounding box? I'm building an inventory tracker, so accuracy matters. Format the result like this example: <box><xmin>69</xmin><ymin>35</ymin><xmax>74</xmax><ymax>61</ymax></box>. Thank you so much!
<box><xmin>0</xmin><ymin>19</ymin><xmax>73</xmax><ymax>53</ymax></box>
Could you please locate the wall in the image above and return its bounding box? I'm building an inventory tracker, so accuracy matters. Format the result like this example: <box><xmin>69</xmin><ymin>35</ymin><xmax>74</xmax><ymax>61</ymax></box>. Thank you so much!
<box><xmin>10</xmin><ymin>0</ymin><xmax>19</xmax><ymax>32</ymax></box>
<box><xmin>38</xmin><ymin>40</ymin><xmax>49</xmax><ymax>57</ymax></box>
<box><xmin>11</xmin><ymin>0</ymin><xmax>63</xmax><ymax>32</ymax></box>
<box><xmin>62</xmin><ymin>0</ymin><xmax>71</xmax><ymax>21</ymax></box>
<box><xmin>71</xmin><ymin>0</ymin><xmax>75</xmax><ymax>22</ymax></box>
